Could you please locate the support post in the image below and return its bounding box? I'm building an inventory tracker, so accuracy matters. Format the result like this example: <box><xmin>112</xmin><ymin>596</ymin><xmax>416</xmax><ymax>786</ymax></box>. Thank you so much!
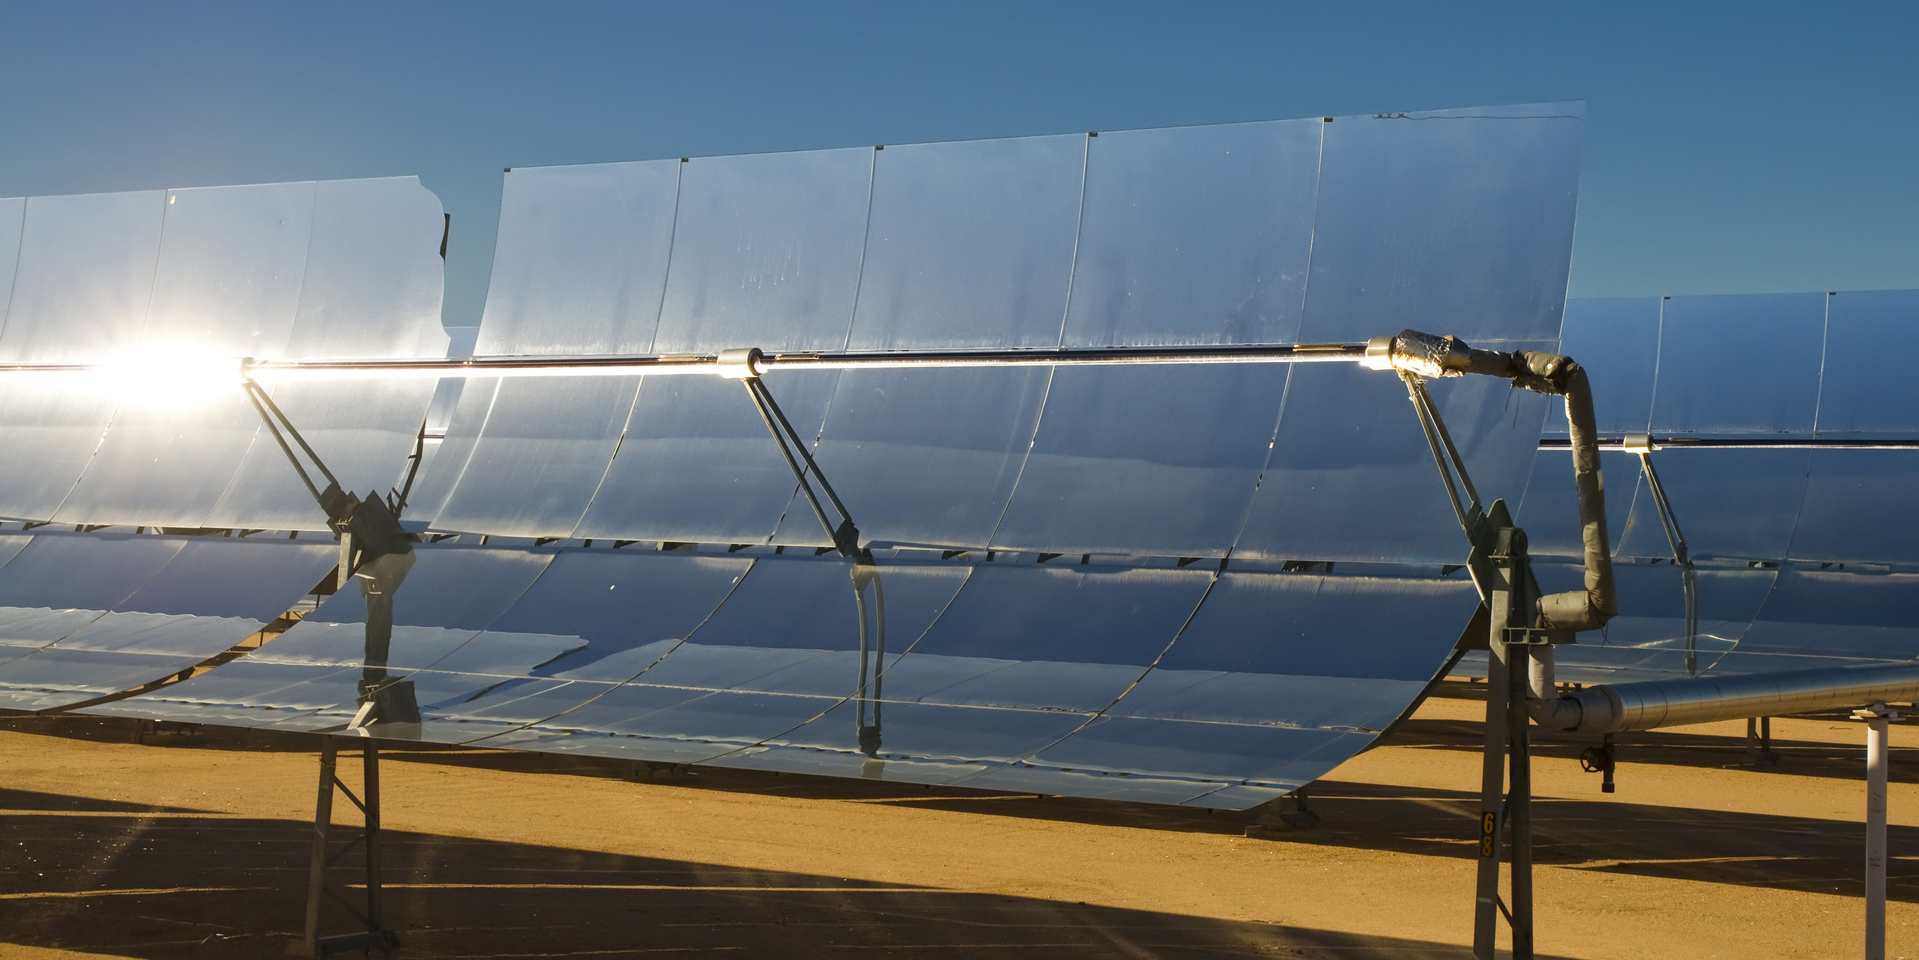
<box><xmin>1473</xmin><ymin>524</ymin><xmax>1536</xmax><ymax>960</ymax></box>
<box><xmin>1508</xmin><ymin>639</ymin><xmax>1534</xmax><ymax>959</ymax></box>
<box><xmin>1743</xmin><ymin>716</ymin><xmax>1779</xmax><ymax>766</ymax></box>
<box><xmin>299</xmin><ymin>739</ymin><xmax>337</xmax><ymax>951</ymax></box>
<box><xmin>287</xmin><ymin>737</ymin><xmax>400</xmax><ymax>958</ymax></box>
<box><xmin>364</xmin><ymin>743</ymin><xmax>386</xmax><ymax>937</ymax></box>
<box><xmin>1855</xmin><ymin>703</ymin><xmax>1898</xmax><ymax>960</ymax></box>
<box><xmin>1474</xmin><ymin>528</ymin><xmax>1514</xmax><ymax>958</ymax></box>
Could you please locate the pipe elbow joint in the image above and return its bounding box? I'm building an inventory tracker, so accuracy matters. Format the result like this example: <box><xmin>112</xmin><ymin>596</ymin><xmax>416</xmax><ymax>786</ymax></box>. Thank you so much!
<box><xmin>1526</xmin><ymin>694</ymin><xmax>1585</xmax><ymax>732</ymax></box>
<box><xmin>1536</xmin><ymin>589</ymin><xmax>1615</xmax><ymax>633</ymax></box>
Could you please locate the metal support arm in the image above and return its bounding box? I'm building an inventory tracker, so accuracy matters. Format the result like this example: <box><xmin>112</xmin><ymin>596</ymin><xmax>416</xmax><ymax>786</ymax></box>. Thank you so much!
<box><xmin>719</xmin><ymin>348</ymin><xmax>889</xmax><ymax>757</ymax></box>
<box><xmin>242</xmin><ymin>378</ymin><xmax>418</xmax><ymax>727</ymax></box>
<box><xmin>1622</xmin><ymin>434</ymin><xmax>1700</xmax><ymax>674</ymax></box>
<box><xmin>721</xmin><ymin>349</ymin><xmax>863</xmax><ymax>558</ymax></box>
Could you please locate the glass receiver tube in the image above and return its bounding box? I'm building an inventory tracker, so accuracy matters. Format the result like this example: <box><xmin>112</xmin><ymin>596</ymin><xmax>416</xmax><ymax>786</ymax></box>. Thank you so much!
<box><xmin>846</xmin><ymin>133</ymin><xmax>1085</xmax><ymax>350</ymax></box>
<box><xmin>1061</xmin><ymin>117</ymin><xmax>1320</xmax><ymax>347</ymax></box>
<box><xmin>476</xmin><ymin>161</ymin><xmax>681</xmax><ymax>357</ymax></box>
<box><xmin>650</xmin><ymin>147</ymin><xmax>872</xmax><ymax>354</ymax></box>
<box><xmin>990</xmin><ymin>364</ymin><xmax>1289</xmax><ymax>557</ymax></box>
<box><xmin>1297</xmin><ymin>103</ymin><xmax>1583</xmax><ymax>344</ymax></box>
<box><xmin>1650</xmin><ymin>293</ymin><xmax>1826</xmax><ymax>435</ymax></box>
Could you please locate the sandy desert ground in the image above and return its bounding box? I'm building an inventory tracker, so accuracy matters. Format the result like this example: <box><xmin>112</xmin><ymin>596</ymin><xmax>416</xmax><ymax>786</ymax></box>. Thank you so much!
<box><xmin>1</xmin><ymin>687</ymin><xmax>1912</xmax><ymax>959</ymax></box>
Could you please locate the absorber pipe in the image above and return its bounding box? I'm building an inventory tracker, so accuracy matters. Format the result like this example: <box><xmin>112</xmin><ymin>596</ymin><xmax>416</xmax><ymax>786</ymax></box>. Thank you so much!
<box><xmin>1527</xmin><ymin>662</ymin><xmax>1919</xmax><ymax>735</ymax></box>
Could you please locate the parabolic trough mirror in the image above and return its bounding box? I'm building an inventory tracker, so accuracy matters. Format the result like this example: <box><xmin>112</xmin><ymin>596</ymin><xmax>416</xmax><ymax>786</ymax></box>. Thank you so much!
<box><xmin>0</xmin><ymin>102</ymin><xmax>1583</xmax><ymax>810</ymax></box>
<box><xmin>0</xmin><ymin>99</ymin><xmax>1908</xmax><ymax>815</ymax></box>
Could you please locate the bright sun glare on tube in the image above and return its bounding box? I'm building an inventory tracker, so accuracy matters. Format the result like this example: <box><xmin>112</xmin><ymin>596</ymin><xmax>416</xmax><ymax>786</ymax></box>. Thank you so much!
<box><xmin>90</xmin><ymin>349</ymin><xmax>250</xmax><ymax>408</ymax></box>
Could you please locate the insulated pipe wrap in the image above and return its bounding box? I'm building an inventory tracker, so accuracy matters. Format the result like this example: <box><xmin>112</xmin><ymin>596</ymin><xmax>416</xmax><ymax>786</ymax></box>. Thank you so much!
<box><xmin>1537</xmin><ymin>362</ymin><xmax>1618</xmax><ymax>631</ymax></box>
<box><xmin>1530</xmin><ymin>662</ymin><xmax>1919</xmax><ymax>734</ymax></box>
<box><xmin>1383</xmin><ymin>331</ymin><xmax>1617</xmax><ymax>632</ymax></box>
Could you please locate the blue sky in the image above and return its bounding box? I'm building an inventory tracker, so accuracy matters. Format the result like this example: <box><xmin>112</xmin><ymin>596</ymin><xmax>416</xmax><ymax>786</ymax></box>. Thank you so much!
<box><xmin>0</xmin><ymin>2</ymin><xmax>1912</xmax><ymax>327</ymax></box>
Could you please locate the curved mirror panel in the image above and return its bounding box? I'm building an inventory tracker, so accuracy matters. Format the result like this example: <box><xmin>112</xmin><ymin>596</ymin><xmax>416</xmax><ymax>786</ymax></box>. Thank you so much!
<box><xmin>1238</xmin><ymin>354</ymin><xmax>1550</xmax><ymax>563</ymax></box>
<box><xmin>576</xmin><ymin>371</ymin><xmax>838</xmax><ymax>544</ymax></box>
<box><xmin>1062</xmin><ymin>119</ymin><xmax>1319</xmax><ymax>347</ymax></box>
<box><xmin>1010</xmin><ymin>571</ymin><xmax>1473</xmax><ymax>802</ymax></box>
<box><xmin>991</xmin><ymin>365</ymin><xmax>1288</xmax><ymax>556</ymax></box>
<box><xmin>1547</xmin><ymin>297</ymin><xmax>1659</xmax><ymax>436</ymax></box>
<box><xmin>1649</xmin><ymin>293</ymin><xmax>1825</xmax><ymax>435</ymax></box>
<box><xmin>475</xmin><ymin>161</ymin><xmax>680</xmax><ymax>357</ymax></box>
<box><xmin>845</xmin><ymin>134</ymin><xmax>1084</xmax><ymax>350</ymax></box>
<box><xmin>1543</xmin><ymin>562</ymin><xmax>1776</xmax><ymax>683</ymax></box>
<box><xmin>1614</xmin><ymin>450</ymin><xmax>1808</xmax><ymax>561</ymax></box>
<box><xmin>414</xmin><ymin>549</ymin><xmax>752</xmax><ymax>744</ymax></box>
<box><xmin>651</xmin><ymin>148</ymin><xmax>871</xmax><ymax>354</ymax></box>
<box><xmin>771</xmin><ymin>368</ymin><xmax>1048</xmax><ymax>550</ymax></box>
<box><xmin>1815</xmin><ymin>289</ymin><xmax>1919</xmax><ymax>435</ymax></box>
<box><xmin>0</xmin><ymin>538</ymin><xmax>333</xmax><ymax>710</ymax></box>
<box><xmin>427</xmin><ymin>376</ymin><xmax>639</xmax><ymax>538</ymax></box>
<box><xmin>1789</xmin><ymin>450</ymin><xmax>1919</xmax><ymax>564</ymax></box>
<box><xmin>1297</xmin><ymin>103</ymin><xmax>1582</xmax><ymax>344</ymax></box>
<box><xmin>1734</xmin><ymin>571</ymin><xmax>1919</xmax><ymax>663</ymax></box>
<box><xmin>0</xmin><ymin>190</ymin><xmax>165</xmax><ymax>362</ymax></box>
<box><xmin>516</xmin><ymin>556</ymin><xmax>968</xmax><ymax>765</ymax></box>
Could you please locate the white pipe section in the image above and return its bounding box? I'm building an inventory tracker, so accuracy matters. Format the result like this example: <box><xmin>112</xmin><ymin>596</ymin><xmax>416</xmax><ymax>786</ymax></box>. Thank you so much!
<box><xmin>1526</xmin><ymin>661</ymin><xmax>1919</xmax><ymax>735</ymax></box>
<box><xmin>1857</xmin><ymin>704</ymin><xmax>1897</xmax><ymax>960</ymax></box>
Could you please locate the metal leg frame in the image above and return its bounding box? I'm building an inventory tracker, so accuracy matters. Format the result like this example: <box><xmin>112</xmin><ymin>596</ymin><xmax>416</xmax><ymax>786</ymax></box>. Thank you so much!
<box><xmin>1743</xmin><ymin>716</ymin><xmax>1779</xmax><ymax>767</ymax></box>
<box><xmin>1473</xmin><ymin>526</ymin><xmax>1537</xmax><ymax>960</ymax></box>
<box><xmin>288</xmin><ymin>738</ymin><xmax>400</xmax><ymax>957</ymax></box>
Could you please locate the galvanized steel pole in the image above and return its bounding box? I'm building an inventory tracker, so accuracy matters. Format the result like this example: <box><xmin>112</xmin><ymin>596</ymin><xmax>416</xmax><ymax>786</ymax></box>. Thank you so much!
<box><xmin>1856</xmin><ymin>704</ymin><xmax>1898</xmax><ymax>960</ymax></box>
